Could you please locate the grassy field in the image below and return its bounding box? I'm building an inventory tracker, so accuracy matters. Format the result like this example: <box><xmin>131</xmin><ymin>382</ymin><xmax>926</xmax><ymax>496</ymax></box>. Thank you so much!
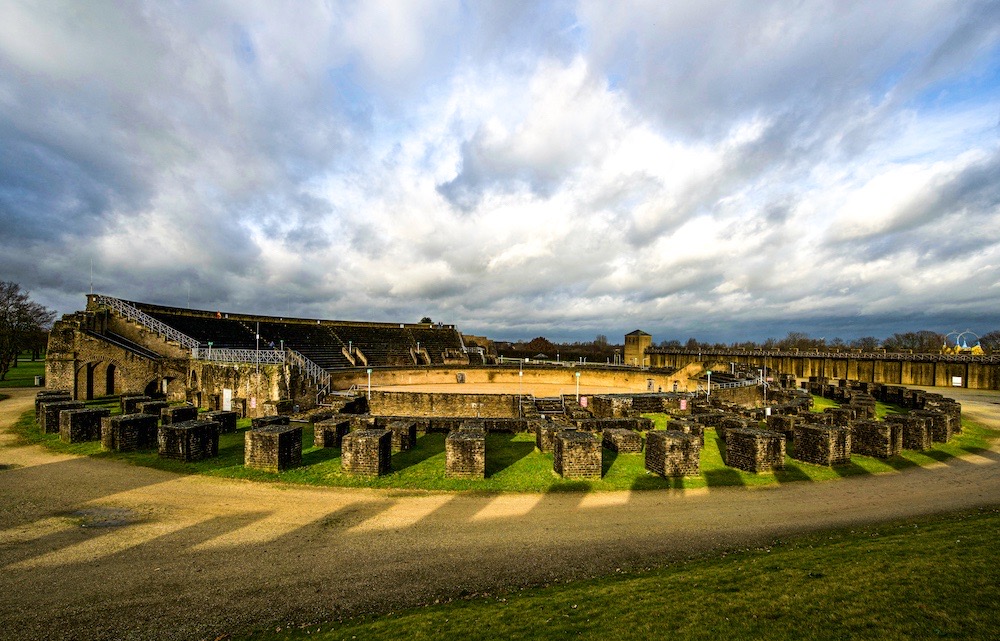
<box><xmin>11</xmin><ymin>394</ymin><xmax>998</xmax><ymax>492</ymax></box>
<box><xmin>236</xmin><ymin>507</ymin><xmax>1000</xmax><ymax>640</ymax></box>
<box><xmin>0</xmin><ymin>357</ymin><xmax>45</xmax><ymax>388</ymax></box>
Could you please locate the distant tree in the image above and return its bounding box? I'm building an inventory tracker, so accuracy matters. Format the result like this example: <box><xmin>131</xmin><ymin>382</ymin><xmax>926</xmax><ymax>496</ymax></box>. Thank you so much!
<box><xmin>594</xmin><ymin>334</ymin><xmax>608</xmax><ymax>346</ymax></box>
<box><xmin>525</xmin><ymin>336</ymin><xmax>556</xmax><ymax>353</ymax></box>
<box><xmin>658</xmin><ymin>339</ymin><xmax>682</xmax><ymax>349</ymax></box>
<box><xmin>0</xmin><ymin>282</ymin><xmax>55</xmax><ymax>380</ymax></box>
<box><xmin>419</xmin><ymin>316</ymin><xmax>433</xmax><ymax>324</ymax></box>
<box><xmin>829</xmin><ymin>337</ymin><xmax>845</xmax><ymax>348</ymax></box>
<box><xmin>850</xmin><ymin>336</ymin><xmax>881</xmax><ymax>351</ymax></box>
<box><xmin>978</xmin><ymin>330</ymin><xmax>1000</xmax><ymax>353</ymax></box>
<box><xmin>883</xmin><ymin>330</ymin><xmax>944</xmax><ymax>353</ymax></box>
<box><xmin>684</xmin><ymin>337</ymin><xmax>700</xmax><ymax>350</ymax></box>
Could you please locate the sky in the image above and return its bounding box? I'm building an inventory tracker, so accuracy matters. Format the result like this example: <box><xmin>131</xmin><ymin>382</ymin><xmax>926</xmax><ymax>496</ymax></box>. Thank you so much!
<box><xmin>1</xmin><ymin>0</ymin><xmax>999</xmax><ymax>344</ymax></box>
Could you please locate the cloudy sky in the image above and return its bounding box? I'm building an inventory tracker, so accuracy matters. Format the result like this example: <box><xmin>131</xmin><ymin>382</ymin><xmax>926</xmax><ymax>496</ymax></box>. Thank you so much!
<box><xmin>2</xmin><ymin>1</ymin><xmax>999</xmax><ymax>344</ymax></box>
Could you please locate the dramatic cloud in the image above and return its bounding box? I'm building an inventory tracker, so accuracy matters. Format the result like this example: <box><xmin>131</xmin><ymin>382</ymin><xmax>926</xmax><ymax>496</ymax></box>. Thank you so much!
<box><xmin>1</xmin><ymin>0</ymin><xmax>998</xmax><ymax>343</ymax></box>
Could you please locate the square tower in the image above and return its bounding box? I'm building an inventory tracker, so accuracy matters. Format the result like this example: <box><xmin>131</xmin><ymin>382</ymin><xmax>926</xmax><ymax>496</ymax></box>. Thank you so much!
<box><xmin>624</xmin><ymin>330</ymin><xmax>651</xmax><ymax>368</ymax></box>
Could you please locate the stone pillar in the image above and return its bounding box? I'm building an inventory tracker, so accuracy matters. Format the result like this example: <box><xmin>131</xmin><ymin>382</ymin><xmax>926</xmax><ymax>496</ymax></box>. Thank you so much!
<box><xmin>59</xmin><ymin>408</ymin><xmax>110</xmax><ymax>443</ymax></box>
<box><xmin>446</xmin><ymin>427</ymin><xmax>486</xmax><ymax>479</ymax></box>
<box><xmin>645</xmin><ymin>430</ymin><xmax>701</xmax><ymax>477</ymax></box>
<box><xmin>314</xmin><ymin>418</ymin><xmax>351</xmax><ymax>448</ymax></box>
<box><xmin>157</xmin><ymin>420</ymin><xmax>220</xmax><ymax>461</ymax></box>
<box><xmin>724</xmin><ymin>428</ymin><xmax>785</xmax><ymax>473</ymax></box>
<box><xmin>601</xmin><ymin>428</ymin><xmax>643</xmax><ymax>453</ymax></box>
<box><xmin>161</xmin><ymin>405</ymin><xmax>199</xmax><ymax>425</ymax></box>
<box><xmin>387</xmin><ymin>420</ymin><xmax>418</xmax><ymax>451</ymax></box>
<box><xmin>202</xmin><ymin>410</ymin><xmax>239</xmax><ymax>434</ymax></box>
<box><xmin>39</xmin><ymin>400</ymin><xmax>85</xmax><ymax>434</ymax></box>
<box><xmin>791</xmin><ymin>424</ymin><xmax>851</xmax><ymax>466</ymax></box>
<box><xmin>341</xmin><ymin>429</ymin><xmax>392</xmax><ymax>476</ymax></box>
<box><xmin>553</xmin><ymin>431</ymin><xmax>601</xmax><ymax>479</ymax></box>
<box><xmin>120</xmin><ymin>395</ymin><xmax>151</xmax><ymax>414</ymax></box>
<box><xmin>245</xmin><ymin>424</ymin><xmax>303</xmax><ymax>472</ymax></box>
<box><xmin>101</xmin><ymin>414</ymin><xmax>159</xmax><ymax>451</ymax></box>
<box><xmin>851</xmin><ymin>420</ymin><xmax>902</xmax><ymax>459</ymax></box>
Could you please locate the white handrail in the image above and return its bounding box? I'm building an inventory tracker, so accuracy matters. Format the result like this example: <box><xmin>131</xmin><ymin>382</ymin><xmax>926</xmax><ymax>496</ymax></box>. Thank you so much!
<box><xmin>93</xmin><ymin>294</ymin><xmax>200</xmax><ymax>349</ymax></box>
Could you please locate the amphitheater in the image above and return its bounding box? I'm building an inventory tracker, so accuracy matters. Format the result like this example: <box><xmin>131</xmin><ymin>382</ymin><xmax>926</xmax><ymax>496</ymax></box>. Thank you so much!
<box><xmin>0</xmin><ymin>293</ymin><xmax>995</xmax><ymax>639</ymax></box>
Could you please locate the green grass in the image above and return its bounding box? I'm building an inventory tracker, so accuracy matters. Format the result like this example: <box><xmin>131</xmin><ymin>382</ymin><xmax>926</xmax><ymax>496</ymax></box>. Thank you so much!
<box><xmin>0</xmin><ymin>358</ymin><xmax>45</xmax><ymax>388</ymax></box>
<box><xmin>239</xmin><ymin>507</ymin><xmax>1000</xmax><ymax>641</ymax></box>
<box><xmin>10</xmin><ymin>395</ymin><xmax>998</xmax><ymax>492</ymax></box>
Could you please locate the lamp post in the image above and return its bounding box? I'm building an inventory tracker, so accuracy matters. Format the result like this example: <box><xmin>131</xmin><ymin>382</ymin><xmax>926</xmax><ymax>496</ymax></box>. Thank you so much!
<box><xmin>706</xmin><ymin>370</ymin><xmax>712</xmax><ymax>397</ymax></box>
<box><xmin>367</xmin><ymin>368</ymin><xmax>372</xmax><ymax>400</ymax></box>
<box><xmin>575</xmin><ymin>371</ymin><xmax>580</xmax><ymax>401</ymax></box>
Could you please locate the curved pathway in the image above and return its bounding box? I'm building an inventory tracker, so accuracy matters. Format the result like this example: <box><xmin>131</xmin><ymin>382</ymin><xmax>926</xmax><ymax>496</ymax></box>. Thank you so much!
<box><xmin>0</xmin><ymin>387</ymin><xmax>998</xmax><ymax>641</ymax></box>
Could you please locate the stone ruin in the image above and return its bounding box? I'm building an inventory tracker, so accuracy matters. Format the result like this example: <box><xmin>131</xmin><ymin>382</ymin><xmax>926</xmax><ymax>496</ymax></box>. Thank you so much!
<box><xmin>39</xmin><ymin>400</ymin><xmax>84</xmax><ymax>434</ymax></box>
<box><xmin>59</xmin><ymin>407</ymin><xmax>110</xmax><ymax>443</ymax></box>
<box><xmin>792</xmin><ymin>424</ymin><xmax>851</xmax><ymax>466</ymax></box>
<box><xmin>120</xmin><ymin>395</ymin><xmax>151</xmax><ymax>414</ymax></box>
<box><xmin>601</xmin><ymin>428</ymin><xmax>643</xmax><ymax>454</ymax></box>
<box><xmin>202</xmin><ymin>410</ymin><xmax>238</xmax><ymax>434</ymax></box>
<box><xmin>136</xmin><ymin>400</ymin><xmax>169</xmax><ymax>418</ymax></box>
<box><xmin>313</xmin><ymin>417</ymin><xmax>351</xmax><ymax>448</ymax></box>
<box><xmin>724</xmin><ymin>428</ymin><xmax>785</xmax><ymax>473</ymax></box>
<box><xmin>387</xmin><ymin>420</ymin><xmax>418</xmax><ymax>452</ymax></box>
<box><xmin>645</xmin><ymin>430</ymin><xmax>700</xmax><ymax>477</ymax></box>
<box><xmin>910</xmin><ymin>409</ymin><xmax>953</xmax><ymax>443</ymax></box>
<box><xmin>885</xmin><ymin>414</ymin><xmax>932</xmax><ymax>451</ymax></box>
<box><xmin>35</xmin><ymin>390</ymin><xmax>72</xmax><ymax>423</ymax></box>
<box><xmin>445</xmin><ymin>426</ymin><xmax>486</xmax><ymax>479</ymax></box>
<box><xmin>158</xmin><ymin>419</ymin><xmax>220</xmax><ymax>462</ymax></box>
<box><xmin>101</xmin><ymin>413</ymin><xmax>159</xmax><ymax>451</ymax></box>
<box><xmin>161</xmin><ymin>405</ymin><xmax>199</xmax><ymax>426</ymax></box>
<box><xmin>341</xmin><ymin>428</ymin><xmax>391</xmax><ymax>477</ymax></box>
<box><xmin>535</xmin><ymin>422</ymin><xmax>562</xmax><ymax>453</ymax></box>
<box><xmin>245</xmin><ymin>423</ymin><xmax>302</xmax><ymax>472</ymax></box>
<box><xmin>553</xmin><ymin>431</ymin><xmax>601</xmax><ymax>479</ymax></box>
<box><xmin>851</xmin><ymin>420</ymin><xmax>902</xmax><ymax>459</ymax></box>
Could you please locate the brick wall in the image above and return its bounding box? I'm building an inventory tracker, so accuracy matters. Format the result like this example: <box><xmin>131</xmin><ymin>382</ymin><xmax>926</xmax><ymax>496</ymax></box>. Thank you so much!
<box><xmin>245</xmin><ymin>424</ymin><xmax>302</xmax><ymax>472</ymax></box>
<box><xmin>645</xmin><ymin>431</ymin><xmax>700</xmax><ymax>477</ymax></box>
<box><xmin>553</xmin><ymin>432</ymin><xmax>601</xmax><ymax>478</ymax></box>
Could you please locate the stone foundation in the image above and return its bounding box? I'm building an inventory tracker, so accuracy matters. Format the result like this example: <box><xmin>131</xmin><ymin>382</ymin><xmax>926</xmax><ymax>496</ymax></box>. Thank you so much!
<box><xmin>717</xmin><ymin>416</ymin><xmax>750</xmax><ymax>442</ymax></box>
<box><xmin>245</xmin><ymin>424</ymin><xmax>303</xmax><ymax>472</ymax></box>
<box><xmin>39</xmin><ymin>400</ymin><xmax>85</xmax><ymax>434</ymax></box>
<box><xmin>445</xmin><ymin>427</ymin><xmax>486</xmax><ymax>479</ymax></box>
<box><xmin>851</xmin><ymin>420</ymin><xmax>902</xmax><ymax>459</ymax></box>
<box><xmin>161</xmin><ymin>405</ymin><xmax>199</xmax><ymax>425</ymax></box>
<box><xmin>158</xmin><ymin>420</ymin><xmax>220</xmax><ymax>461</ymax></box>
<box><xmin>251</xmin><ymin>415</ymin><xmax>289</xmax><ymax>429</ymax></box>
<box><xmin>725</xmin><ymin>428</ymin><xmax>785</xmax><ymax>473</ymax></box>
<box><xmin>535</xmin><ymin>422</ymin><xmax>562</xmax><ymax>453</ymax></box>
<box><xmin>766</xmin><ymin>414</ymin><xmax>797</xmax><ymax>442</ymax></box>
<box><xmin>645</xmin><ymin>430</ymin><xmax>701</xmax><ymax>477</ymax></box>
<box><xmin>341</xmin><ymin>429</ymin><xmax>392</xmax><ymax>476</ymax></box>
<box><xmin>553</xmin><ymin>431</ymin><xmax>601</xmax><ymax>479</ymax></box>
<box><xmin>886</xmin><ymin>414</ymin><xmax>932</xmax><ymax>451</ymax></box>
<box><xmin>202</xmin><ymin>410</ymin><xmax>238</xmax><ymax>434</ymax></box>
<box><xmin>387</xmin><ymin>420</ymin><xmax>418</xmax><ymax>451</ymax></box>
<box><xmin>314</xmin><ymin>418</ymin><xmax>351</xmax><ymax>448</ymax></box>
<box><xmin>910</xmin><ymin>410</ymin><xmax>953</xmax><ymax>443</ymax></box>
<box><xmin>601</xmin><ymin>428</ymin><xmax>643</xmax><ymax>453</ymax></box>
<box><xmin>120</xmin><ymin>395</ymin><xmax>151</xmax><ymax>414</ymax></box>
<box><xmin>101</xmin><ymin>414</ymin><xmax>159</xmax><ymax>451</ymax></box>
<box><xmin>792</xmin><ymin>424</ymin><xmax>851</xmax><ymax>466</ymax></box>
<box><xmin>666</xmin><ymin>418</ymin><xmax>704</xmax><ymax>444</ymax></box>
<box><xmin>136</xmin><ymin>400</ymin><xmax>169</xmax><ymax>417</ymax></box>
<box><xmin>35</xmin><ymin>390</ymin><xmax>72</xmax><ymax>423</ymax></box>
<box><xmin>59</xmin><ymin>408</ymin><xmax>111</xmax><ymax>443</ymax></box>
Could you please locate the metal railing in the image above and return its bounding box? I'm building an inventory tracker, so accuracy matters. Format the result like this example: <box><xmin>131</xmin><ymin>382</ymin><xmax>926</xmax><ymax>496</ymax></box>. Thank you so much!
<box><xmin>647</xmin><ymin>347</ymin><xmax>1000</xmax><ymax>364</ymax></box>
<box><xmin>285</xmin><ymin>348</ymin><xmax>332</xmax><ymax>402</ymax></box>
<box><xmin>191</xmin><ymin>347</ymin><xmax>285</xmax><ymax>364</ymax></box>
<box><xmin>93</xmin><ymin>294</ymin><xmax>200</xmax><ymax>350</ymax></box>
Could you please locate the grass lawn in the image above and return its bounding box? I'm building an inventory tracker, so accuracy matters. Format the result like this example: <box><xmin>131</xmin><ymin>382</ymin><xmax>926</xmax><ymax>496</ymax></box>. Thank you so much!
<box><xmin>10</xmin><ymin>393</ymin><xmax>998</xmax><ymax>493</ymax></box>
<box><xmin>237</xmin><ymin>507</ymin><xmax>1000</xmax><ymax>641</ymax></box>
<box><xmin>0</xmin><ymin>358</ymin><xmax>45</xmax><ymax>388</ymax></box>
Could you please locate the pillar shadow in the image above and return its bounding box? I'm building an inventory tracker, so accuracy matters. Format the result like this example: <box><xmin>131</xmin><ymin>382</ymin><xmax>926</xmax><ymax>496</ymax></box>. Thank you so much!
<box><xmin>390</xmin><ymin>433</ymin><xmax>445</xmax><ymax>472</ymax></box>
<box><xmin>301</xmin><ymin>446</ymin><xmax>341</xmax><ymax>466</ymax></box>
<box><xmin>703</xmin><ymin>467</ymin><xmax>745</xmax><ymax>487</ymax></box>
<box><xmin>485</xmin><ymin>433</ymin><xmax>534</xmax><ymax>477</ymax></box>
<box><xmin>631</xmin><ymin>474</ymin><xmax>685</xmax><ymax>490</ymax></box>
<box><xmin>829</xmin><ymin>460</ymin><xmax>871</xmax><ymax>479</ymax></box>
<box><xmin>601</xmin><ymin>448</ymin><xmax>618</xmax><ymax>476</ymax></box>
<box><xmin>774</xmin><ymin>461</ymin><xmax>813</xmax><ymax>483</ymax></box>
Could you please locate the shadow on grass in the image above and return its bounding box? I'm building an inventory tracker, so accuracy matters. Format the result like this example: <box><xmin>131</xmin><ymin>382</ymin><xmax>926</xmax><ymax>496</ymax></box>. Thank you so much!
<box><xmin>830</xmin><ymin>460</ymin><xmax>874</xmax><ymax>478</ymax></box>
<box><xmin>547</xmin><ymin>479</ymin><xmax>593</xmax><ymax>493</ymax></box>
<box><xmin>485</xmin><ymin>433</ymin><xmax>535</xmax><ymax>477</ymax></box>
<box><xmin>391</xmin><ymin>433</ymin><xmax>445</xmax><ymax>472</ymax></box>
<box><xmin>704</xmin><ymin>467</ymin><xmax>745</xmax><ymax>487</ymax></box>
<box><xmin>631</xmin><ymin>474</ymin><xmax>685</xmax><ymax>490</ymax></box>
<box><xmin>302</xmin><ymin>446</ymin><xmax>341</xmax><ymax>466</ymax></box>
<box><xmin>775</xmin><ymin>461</ymin><xmax>814</xmax><ymax>483</ymax></box>
<box><xmin>601</xmin><ymin>448</ymin><xmax>618</xmax><ymax>476</ymax></box>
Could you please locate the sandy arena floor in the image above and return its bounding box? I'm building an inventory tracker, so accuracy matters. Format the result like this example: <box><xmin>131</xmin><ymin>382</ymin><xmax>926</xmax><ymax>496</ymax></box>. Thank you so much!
<box><xmin>0</xmin><ymin>386</ymin><xmax>997</xmax><ymax>641</ymax></box>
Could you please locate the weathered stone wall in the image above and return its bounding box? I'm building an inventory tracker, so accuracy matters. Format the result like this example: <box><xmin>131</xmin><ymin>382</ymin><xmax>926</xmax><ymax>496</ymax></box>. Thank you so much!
<box><xmin>157</xmin><ymin>420</ymin><xmax>220</xmax><ymax>461</ymax></box>
<box><xmin>244</xmin><ymin>424</ymin><xmax>302</xmax><ymax>472</ymax></box>
<box><xmin>35</xmin><ymin>391</ymin><xmax>72</xmax><ymax>422</ymax></box>
<box><xmin>39</xmin><ymin>400</ymin><xmax>85</xmax><ymax>434</ymax></box>
<box><xmin>725</xmin><ymin>428</ymin><xmax>785</xmax><ymax>473</ymax></box>
<box><xmin>645</xmin><ymin>431</ymin><xmax>701</xmax><ymax>477</ymax></box>
<box><xmin>445</xmin><ymin>428</ymin><xmax>486</xmax><ymax>479</ymax></box>
<box><xmin>535</xmin><ymin>423</ymin><xmax>561</xmax><ymax>453</ymax></box>
<box><xmin>886</xmin><ymin>414</ymin><xmax>932</xmax><ymax>451</ymax></box>
<box><xmin>314</xmin><ymin>418</ymin><xmax>351</xmax><ymax>448</ymax></box>
<box><xmin>161</xmin><ymin>405</ymin><xmax>198</xmax><ymax>425</ymax></box>
<box><xmin>101</xmin><ymin>414</ymin><xmax>159</xmax><ymax>451</ymax></box>
<box><xmin>792</xmin><ymin>424</ymin><xmax>851</xmax><ymax>466</ymax></box>
<box><xmin>553</xmin><ymin>432</ymin><xmax>601</xmax><ymax>478</ymax></box>
<box><xmin>387</xmin><ymin>420</ymin><xmax>418</xmax><ymax>451</ymax></box>
<box><xmin>367</xmin><ymin>390</ymin><xmax>519</xmax><ymax>418</ymax></box>
<box><xmin>851</xmin><ymin>420</ymin><xmax>902</xmax><ymax>459</ymax></box>
<box><xmin>341</xmin><ymin>429</ymin><xmax>391</xmax><ymax>476</ymax></box>
<box><xmin>601</xmin><ymin>428</ymin><xmax>643</xmax><ymax>453</ymax></box>
<box><xmin>202</xmin><ymin>410</ymin><xmax>238</xmax><ymax>433</ymax></box>
<box><xmin>59</xmin><ymin>408</ymin><xmax>110</xmax><ymax>443</ymax></box>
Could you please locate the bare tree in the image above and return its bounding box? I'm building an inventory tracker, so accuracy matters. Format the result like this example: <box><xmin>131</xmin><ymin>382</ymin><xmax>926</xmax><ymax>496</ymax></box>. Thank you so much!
<box><xmin>0</xmin><ymin>282</ymin><xmax>55</xmax><ymax>380</ymax></box>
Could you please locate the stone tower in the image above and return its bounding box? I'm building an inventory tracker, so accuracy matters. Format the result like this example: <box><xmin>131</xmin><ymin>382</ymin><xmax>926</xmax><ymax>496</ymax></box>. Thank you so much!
<box><xmin>624</xmin><ymin>330</ymin><xmax>651</xmax><ymax>368</ymax></box>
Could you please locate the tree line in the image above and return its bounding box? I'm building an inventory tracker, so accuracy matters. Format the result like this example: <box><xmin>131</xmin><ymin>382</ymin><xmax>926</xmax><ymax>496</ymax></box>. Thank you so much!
<box><xmin>0</xmin><ymin>282</ymin><xmax>55</xmax><ymax>380</ymax></box>
<box><xmin>657</xmin><ymin>330</ymin><xmax>1000</xmax><ymax>354</ymax></box>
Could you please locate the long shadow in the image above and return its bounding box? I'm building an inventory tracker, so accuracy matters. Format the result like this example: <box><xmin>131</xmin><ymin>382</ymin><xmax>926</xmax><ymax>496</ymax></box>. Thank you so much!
<box><xmin>631</xmin><ymin>474</ymin><xmax>685</xmax><ymax>490</ymax></box>
<box><xmin>703</xmin><ymin>467</ymin><xmax>745</xmax><ymax>487</ymax></box>
<box><xmin>301</xmin><ymin>446</ymin><xmax>341</xmax><ymax>465</ymax></box>
<box><xmin>485</xmin><ymin>433</ymin><xmax>534</xmax><ymax>477</ymax></box>
<box><xmin>829</xmin><ymin>460</ymin><xmax>872</xmax><ymax>479</ymax></box>
<box><xmin>391</xmin><ymin>432</ymin><xmax>445</xmax><ymax>472</ymax></box>
<box><xmin>601</xmin><ymin>447</ymin><xmax>618</xmax><ymax>476</ymax></box>
<box><xmin>774</xmin><ymin>460</ymin><xmax>813</xmax><ymax>483</ymax></box>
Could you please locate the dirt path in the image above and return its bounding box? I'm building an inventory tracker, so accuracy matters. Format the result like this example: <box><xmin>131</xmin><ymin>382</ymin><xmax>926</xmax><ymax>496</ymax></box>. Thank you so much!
<box><xmin>1</xmin><ymin>387</ymin><xmax>998</xmax><ymax>641</ymax></box>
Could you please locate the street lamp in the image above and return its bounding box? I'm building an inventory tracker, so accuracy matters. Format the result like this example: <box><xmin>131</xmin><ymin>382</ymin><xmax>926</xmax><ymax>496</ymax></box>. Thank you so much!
<box><xmin>706</xmin><ymin>370</ymin><xmax>712</xmax><ymax>397</ymax></box>
<box><xmin>575</xmin><ymin>371</ymin><xmax>580</xmax><ymax>401</ymax></box>
<box><xmin>367</xmin><ymin>368</ymin><xmax>372</xmax><ymax>400</ymax></box>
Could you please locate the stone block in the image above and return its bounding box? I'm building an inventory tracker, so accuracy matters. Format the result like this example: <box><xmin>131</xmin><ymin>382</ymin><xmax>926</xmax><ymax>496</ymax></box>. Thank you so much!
<box><xmin>202</xmin><ymin>410</ymin><xmax>238</xmax><ymax>434</ymax></box>
<box><xmin>35</xmin><ymin>390</ymin><xmax>72</xmax><ymax>423</ymax></box>
<box><xmin>136</xmin><ymin>401</ymin><xmax>169</xmax><ymax>417</ymax></box>
<box><xmin>792</xmin><ymin>424</ymin><xmax>851</xmax><ymax>466</ymax></box>
<box><xmin>724</xmin><ymin>428</ymin><xmax>785</xmax><ymax>473</ymax></box>
<box><xmin>645</xmin><ymin>430</ymin><xmax>701</xmax><ymax>477</ymax></box>
<box><xmin>158</xmin><ymin>420</ymin><xmax>220</xmax><ymax>461</ymax></box>
<box><xmin>553</xmin><ymin>431</ymin><xmax>601</xmax><ymax>479</ymax></box>
<box><xmin>101</xmin><ymin>413</ymin><xmax>159</xmax><ymax>451</ymax></box>
<box><xmin>161</xmin><ymin>405</ymin><xmax>199</xmax><ymax>426</ymax></box>
<box><xmin>388</xmin><ymin>420</ymin><xmax>418</xmax><ymax>451</ymax></box>
<box><xmin>886</xmin><ymin>414</ymin><xmax>932</xmax><ymax>451</ymax></box>
<box><xmin>851</xmin><ymin>420</ymin><xmax>902</xmax><ymax>459</ymax></box>
<box><xmin>251</xmin><ymin>414</ymin><xmax>289</xmax><ymax>429</ymax></box>
<box><xmin>601</xmin><ymin>428</ymin><xmax>643</xmax><ymax>453</ymax></box>
<box><xmin>39</xmin><ymin>400</ymin><xmax>85</xmax><ymax>434</ymax></box>
<box><xmin>910</xmin><ymin>410</ymin><xmax>953</xmax><ymax>443</ymax></box>
<box><xmin>822</xmin><ymin>407</ymin><xmax>855</xmax><ymax>427</ymax></box>
<box><xmin>341</xmin><ymin>429</ymin><xmax>391</xmax><ymax>476</ymax></box>
<box><xmin>262</xmin><ymin>399</ymin><xmax>294</xmax><ymax>416</ymax></box>
<box><xmin>349</xmin><ymin>415</ymin><xmax>376</xmax><ymax>432</ymax></box>
<box><xmin>314</xmin><ymin>418</ymin><xmax>351</xmax><ymax>448</ymax></box>
<box><xmin>120</xmin><ymin>395</ymin><xmax>151</xmax><ymax>414</ymax></box>
<box><xmin>446</xmin><ymin>427</ymin><xmax>486</xmax><ymax>479</ymax></box>
<box><xmin>245</xmin><ymin>424</ymin><xmax>303</xmax><ymax>472</ymax></box>
<box><xmin>535</xmin><ymin>422</ymin><xmax>561</xmax><ymax>453</ymax></box>
<box><xmin>766</xmin><ymin>414</ymin><xmax>797</xmax><ymax>442</ymax></box>
<box><xmin>717</xmin><ymin>416</ymin><xmax>749</xmax><ymax>442</ymax></box>
<box><xmin>59</xmin><ymin>408</ymin><xmax>110</xmax><ymax>443</ymax></box>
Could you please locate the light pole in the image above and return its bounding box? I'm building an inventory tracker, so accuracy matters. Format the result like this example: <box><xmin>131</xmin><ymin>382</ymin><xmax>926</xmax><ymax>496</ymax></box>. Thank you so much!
<box><xmin>706</xmin><ymin>370</ymin><xmax>712</xmax><ymax>397</ymax></box>
<box><xmin>575</xmin><ymin>371</ymin><xmax>580</xmax><ymax>401</ymax></box>
<box><xmin>367</xmin><ymin>368</ymin><xmax>372</xmax><ymax>400</ymax></box>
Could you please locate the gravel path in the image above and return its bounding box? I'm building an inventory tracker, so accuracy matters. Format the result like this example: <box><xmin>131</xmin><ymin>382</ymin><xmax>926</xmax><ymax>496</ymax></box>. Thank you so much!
<box><xmin>1</xmin><ymin>387</ymin><xmax>998</xmax><ymax>641</ymax></box>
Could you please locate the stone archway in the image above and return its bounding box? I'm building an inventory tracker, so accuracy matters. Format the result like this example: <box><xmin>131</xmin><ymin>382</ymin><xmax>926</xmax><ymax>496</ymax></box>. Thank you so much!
<box><xmin>105</xmin><ymin>364</ymin><xmax>117</xmax><ymax>396</ymax></box>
